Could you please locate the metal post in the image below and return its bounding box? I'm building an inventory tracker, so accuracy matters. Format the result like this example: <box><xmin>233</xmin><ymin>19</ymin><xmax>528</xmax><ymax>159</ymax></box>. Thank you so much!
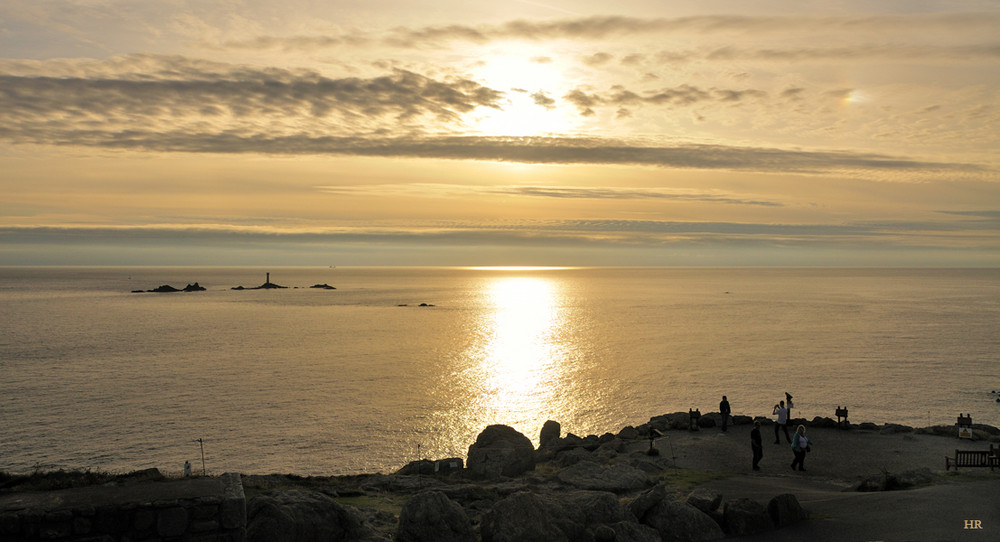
<box><xmin>196</xmin><ymin>438</ymin><xmax>207</xmax><ymax>476</ymax></box>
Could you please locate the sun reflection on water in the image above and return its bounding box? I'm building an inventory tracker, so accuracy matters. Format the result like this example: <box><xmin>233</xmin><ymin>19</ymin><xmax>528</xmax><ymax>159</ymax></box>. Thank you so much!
<box><xmin>462</xmin><ymin>276</ymin><xmax>569</xmax><ymax>442</ymax></box>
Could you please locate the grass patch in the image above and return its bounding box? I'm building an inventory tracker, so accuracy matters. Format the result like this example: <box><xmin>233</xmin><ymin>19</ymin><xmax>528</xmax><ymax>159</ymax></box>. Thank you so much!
<box><xmin>654</xmin><ymin>468</ymin><xmax>735</xmax><ymax>491</ymax></box>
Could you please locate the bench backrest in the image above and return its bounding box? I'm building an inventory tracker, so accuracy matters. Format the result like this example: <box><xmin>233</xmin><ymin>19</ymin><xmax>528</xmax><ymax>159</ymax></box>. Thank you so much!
<box><xmin>954</xmin><ymin>450</ymin><xmax>990</xmax><ymax>465</ymax></box>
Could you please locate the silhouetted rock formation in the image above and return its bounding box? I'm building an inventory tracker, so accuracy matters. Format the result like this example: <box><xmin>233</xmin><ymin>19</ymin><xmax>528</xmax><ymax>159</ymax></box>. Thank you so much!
<box><xmin>150</xmin><ymin>285</ymin><xmax>181</xmax><ymax>293</ymax></box>
<box><xmin>232</xmin><ymin>272</ymin><xmax>289</xmax><ymax>290</ymax></box>
<box><xmin>466</xmin><ymin>425</ymin><xmax>536</xmax><ymax>480</ymax></box>
<box><xmin>133</xmin><ymin>283</ymin><xmax>205</xmax><ymax>293</ymax></box>
<box><xmin>310</xmin><ymin>284</ymin><xmax>336</xmax><ymax>290</ymax></box>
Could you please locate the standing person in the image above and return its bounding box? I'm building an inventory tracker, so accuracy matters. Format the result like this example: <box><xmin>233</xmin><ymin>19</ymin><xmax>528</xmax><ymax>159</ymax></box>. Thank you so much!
<box><xmin>790</xmin><ymin>425</ymin><xmax>809</xmax><ymax>471</ymax></box>
<box><xmin>785</xmin><ymin>392</ymin><xmax>794</xmax><ymax>424</ymax></box>
<box><xmin>750</xmin><ymin>421</ymin><xmax>763</xmax><ymax>471</ymax></box>
<box><xmin>719</xmin><ymin>395</ymin><xmax>732</xmax><ymax>432</ymax></box>
<box><xmin>773</xmin><ymin>401</ymin><xmax>791</xmax><ymax>444</ymax></box>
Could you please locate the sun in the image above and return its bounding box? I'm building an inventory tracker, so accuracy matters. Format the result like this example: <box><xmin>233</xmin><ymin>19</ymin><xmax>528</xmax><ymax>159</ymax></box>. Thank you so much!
<box><xmin>467</xmin><ymin>51</ymin><xmax>575</xmax><ymax>136</ymax></box>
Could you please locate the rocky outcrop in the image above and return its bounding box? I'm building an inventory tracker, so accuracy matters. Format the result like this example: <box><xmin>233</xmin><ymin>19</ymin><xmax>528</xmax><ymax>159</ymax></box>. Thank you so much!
<box><xmin>396</xmin><ymin>490</ymin><xmax>475</xmax><ymax>542</ymax></box>
<box><xmin>481</xmin><ymin>490</ymin><xmax>648</xmax><ymax>542</ymax></box>
<box><xmin>310</xmin><ymin>283</ymin><xmax>336</xmax><ymax>289</ymax></box>
<box><xmin>854</xmin><ymin>468</ymin><xmax>935</xmax><ymax>491</ymax></box>
<box><xmin>396</xmin><ymin>458</ymin><xmax>464</xmax><ymax>476</ymax></box>
<box><xmin>246</xmin><ymin>490</ymin><xmax>383</xmax><ymax>542</ymax></box>
<box><xmin>767</xmin><ymin>493</ymin><xmax>808</xmax><ymax>527</ymax></box>
<box><xmin>480</xmin><ymin>492</ymin><xmax>568</xmax><ymax>542</ymax></box>
<box><xmin>466</xmin><ymin>425</ymin><xmax>535</xmax><ymax>480</ymax></box>
<box><xmin>686</xmin><ymin>489</ymin><xmax>723</xmax><ymax>514</ymax></box>
<box><xmin>722</xmin><ymin>497</ymin><xmax>774</xmax><ymax>536</ymax></box>
<box><xmin>132</xmin><ymin>282</ymin><xmax>207</xmax><ymax>293</ymax></box>
<box><xmin>643</xmin><ymin>499</ymin><xmax>725</xmax><ymax>542</ymax></box>
<box><xmin>555</xmin><ymin>462</ymin><xmax>650</xmax><ymax>492</ymax></box>
<box><xmin>539</xmin><ymin>420</ymin><xmax>561</xmax><ymax>448</ymax></box>
<box><xmin>8</xmin><ymin>414</ymin><xmax>825</xmax><ymax>542</ymax></box>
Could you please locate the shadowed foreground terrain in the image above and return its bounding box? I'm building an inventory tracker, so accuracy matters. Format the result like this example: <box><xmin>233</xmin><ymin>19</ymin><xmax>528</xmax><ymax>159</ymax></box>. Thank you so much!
<box><xmin>2</xmin><ymin>412</ymin><xmax>998</xmax><ymax>541</ymax></box>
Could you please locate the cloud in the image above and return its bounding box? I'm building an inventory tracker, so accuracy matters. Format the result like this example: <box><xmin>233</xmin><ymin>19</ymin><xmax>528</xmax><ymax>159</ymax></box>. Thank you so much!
<box><xmin>215</xmin><ymin>34</ymin><xmax>370</xmax><ymax>51</ymax></box>
<box><xmin>582</xmin><ymin>52</ymin><xmax>614</xmax><ymax>66</ymax></box>
<box><xmin>0</xmin><ymin>123</ymin><xmax>988</xmax><ymax>178</ymax></box>
<box><xmin>937</xmin><ymin>210</ymin><xmax>1000</xmax><ymax>220</ymax></box>
<box><xmin>0</xmin><ymin>56</ymin><xmax>992</xmax><ymax>179</ymax></box>
<box><xmin>317</xmin><ymin>183</ymin><xmax>784</xmax><ymax>207</ymax></box>
<box><xmin>495</xmin><ymin>186</ymin><xmax>782</xmax><ymax>207</ymax></box>
<box><xmin>5</xmin><ymin>213</ymin><xmax>999</xmax><ymax>252</ymax></box>
<box><xmin>209</xmin><ymin>14</ymin><xmax>1000</xmax><ymax>51</ymax></box>
<box><xmin>0</xmin><ymin>64</ymin><xmax>505</xmax><ymax>135</ymax></box>
<box><xmin>562</xmin><ymin>84</ymin><xmax>766</xmax><ymax>114</ymax></box>
<box><xmin>530</xmin><ymin>91</ymin><xmax>556</xmax><ymax>108</ymax></box>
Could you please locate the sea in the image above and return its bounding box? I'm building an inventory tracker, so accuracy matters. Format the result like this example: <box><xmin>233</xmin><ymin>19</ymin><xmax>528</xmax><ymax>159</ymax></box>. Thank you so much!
<box><xmin>1</xmin><ymin>266</ymin><xmax>998</xmax><ymax>477</ymax></box>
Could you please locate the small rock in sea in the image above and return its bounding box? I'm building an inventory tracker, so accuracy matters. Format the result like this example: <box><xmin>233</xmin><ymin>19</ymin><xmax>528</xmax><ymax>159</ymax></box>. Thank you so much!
<box><xmin>310</xmin><ymin>283</ymin><xmax>336</xmax><ymax>290</ymax></box>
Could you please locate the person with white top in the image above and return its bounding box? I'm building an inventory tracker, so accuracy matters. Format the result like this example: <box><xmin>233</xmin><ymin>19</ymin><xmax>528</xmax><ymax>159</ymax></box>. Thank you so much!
<box><xmin>790</xmin><ymin>425</ymin><xmax>810</xmax><ymax>471</ymax></box>
<box><xmin>772</xmin><ymin>400</ymin><xmax>790</xmax><ymax>444</ymax></box>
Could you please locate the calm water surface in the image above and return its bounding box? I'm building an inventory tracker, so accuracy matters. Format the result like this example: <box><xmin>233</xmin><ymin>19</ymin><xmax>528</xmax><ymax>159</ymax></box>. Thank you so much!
<box><xmin>1</xmin><ymin>267</ymin><xmax>998</xmax><ymax>475</ymax></box>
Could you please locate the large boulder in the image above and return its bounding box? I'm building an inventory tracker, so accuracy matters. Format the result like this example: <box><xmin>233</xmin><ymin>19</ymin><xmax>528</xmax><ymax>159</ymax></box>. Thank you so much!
<box><xmin>540</xmin><ymin>420</ymin><xmax>562</xmax><ymax>447</ymax></box>
<box><xmin>396</xmin><ymin>459</ymin><xmax>435</xmax><ymax>476</ymax></box>
<box><xmin>767</xmin><ymin>493</ymin><xmax>808</xmax><ymax>528</ymax></box>
<box><xmin>628</xmin><ymin>483</ymin><xmax>667</xmax><ymax>521</ymax></box>
<box><xmin>556</xmin><ymin>490</ymin><xmax>629</xmax><ymax>526</ymax></box>
<box><xmin>608</xmin><ymin>521</ymin><xmax>663</xmax><ymax>542</ymax></box>
<box><xmin>642</xmin><ymin>499</ymin><xmax>725</xmax><ymax>542</ymax></box>
<box><xmin>617</xmin><ymin>426</ymin><xmax>640</xmax><ymax>440</ymax></box>
<box><xmin>396</xmin><ymin>490</ymin><xmax>475</xmax><ymax>542</ymax></box>
<box><xmin>722</xmin><ymin>497</ymin><xmax>774</xmax><ymax>536</ymax></box>
<box><xmin>246</xmin><ymin>490</ymin><xmax>378</xmax><ymax>542</ymax></box>
<box><xmin>553</xmin><ymin>447</ymin><xmax>599</xmax><ymax>468</ymax></box>
<box><xmin>466</xmin><ymin>425</ymin><xmax>536</xmax><ymax>479</ymax></box>
<box><xmin>481</xmin><ymin>490</ymin><xmax>639</xmax><ymax>542</ymax></box>
<box><xmin>556</xmin><ymin>462</ymin><xmax>651</xmax><ymax>492</ymax></box>
<box><xmin>480</xmin><ymin>492</ymin><xmax>569</xmax><ymax>542</ymax></box>
<box><xmin>686</xmin><ymin>489</ymin><xmax>723</xmax><ymax>514</ymax></box>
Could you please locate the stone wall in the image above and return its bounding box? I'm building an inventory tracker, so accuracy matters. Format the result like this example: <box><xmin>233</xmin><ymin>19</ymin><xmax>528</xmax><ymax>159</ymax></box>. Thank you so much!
<box><xmin>0</xmin><ymin>473</ymin><xmax>246</xmax><ymax>542</ymax></box>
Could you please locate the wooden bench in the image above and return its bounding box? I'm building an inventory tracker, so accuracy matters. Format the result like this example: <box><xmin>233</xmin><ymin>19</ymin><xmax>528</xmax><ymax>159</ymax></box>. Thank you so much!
<box><xmin>945</xmin><ymin>444</ymin><xmax>998</xmax><ymax>471</ymax></box>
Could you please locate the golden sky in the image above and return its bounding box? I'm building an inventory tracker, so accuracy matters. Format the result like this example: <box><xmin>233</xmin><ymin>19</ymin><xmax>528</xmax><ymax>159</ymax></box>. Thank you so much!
<box><xmin>2</xmin><ymin>0</ymin><xmax>999</xmax><ymax>265</ymax></box>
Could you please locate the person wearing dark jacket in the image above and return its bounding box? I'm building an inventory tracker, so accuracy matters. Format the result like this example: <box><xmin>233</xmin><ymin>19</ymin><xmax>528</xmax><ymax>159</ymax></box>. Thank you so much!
<box><xmin>750</xmin><ymin>421</ymin><xmax>763</xmax><ymax>470</ymax></box>
<box><xmin>719</xmin><ymin>396</ymin><xmax>732</xmax><ymax>432</ymax></box>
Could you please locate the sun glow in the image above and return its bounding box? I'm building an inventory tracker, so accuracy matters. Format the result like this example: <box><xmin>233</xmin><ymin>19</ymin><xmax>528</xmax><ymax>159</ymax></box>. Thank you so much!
<box><xmin>469</xmin><ymin>51</ymin><xmax>574</xmax><ymax>136</ymax></box>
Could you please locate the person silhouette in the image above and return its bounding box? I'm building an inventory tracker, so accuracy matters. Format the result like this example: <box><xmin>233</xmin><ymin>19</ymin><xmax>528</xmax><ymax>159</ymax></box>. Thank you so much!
<box><xmin>790</xmin><ymin>425</ymin><xmax>810</xmax><ymax>471</ymax></box>
<box><xmin>773</xmin><ymin>400</ymin><xmax>791</xmax><ymax>443</ymax></box>
<box><xmin>719</xmin><ymin>395</ymin><xmax>732</xmax><ymax>432</ymax></box>
<box><xmin>750</xmin><ymin>421</ymin><xmax>763</xmax><ymax>471</ymax></box>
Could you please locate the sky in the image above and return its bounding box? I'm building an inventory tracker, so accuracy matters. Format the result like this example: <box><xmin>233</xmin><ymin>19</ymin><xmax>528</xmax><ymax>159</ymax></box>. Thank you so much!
<box><xmin>2</xmin><ymin>0</ymin><xmax>999</xmax><ymax>266</ymax></box>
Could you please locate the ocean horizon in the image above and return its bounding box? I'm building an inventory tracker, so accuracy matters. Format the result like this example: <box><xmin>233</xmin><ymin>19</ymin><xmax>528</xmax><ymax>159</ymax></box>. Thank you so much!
<box><xmin>2</xmin><ymin>266</ymin><xmax>998</xmax><ymax>476</ymax></box>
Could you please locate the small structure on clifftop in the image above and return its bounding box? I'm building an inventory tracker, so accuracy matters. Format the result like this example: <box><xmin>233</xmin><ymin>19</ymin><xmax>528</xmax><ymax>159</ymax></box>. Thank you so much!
<box><xmin>232</xmin><ymin>272</ymin><xmax>287</xmax><ymax>290</ymax></box>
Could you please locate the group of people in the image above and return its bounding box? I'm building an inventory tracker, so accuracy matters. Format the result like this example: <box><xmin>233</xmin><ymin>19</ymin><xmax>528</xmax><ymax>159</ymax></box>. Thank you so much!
<box><xmin>719</xmin><ymin>392</ymin><xmax>811</xmax><ymax>472</ymax></box>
